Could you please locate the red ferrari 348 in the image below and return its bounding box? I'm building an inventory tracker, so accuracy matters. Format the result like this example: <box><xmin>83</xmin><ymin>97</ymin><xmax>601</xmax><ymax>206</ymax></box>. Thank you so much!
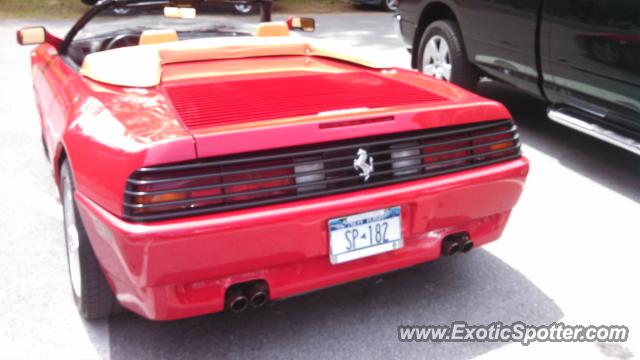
<box><xmin>17</xmin><ymin>0</ymin><xmax>528</xmax><ymax>320</ymax></box>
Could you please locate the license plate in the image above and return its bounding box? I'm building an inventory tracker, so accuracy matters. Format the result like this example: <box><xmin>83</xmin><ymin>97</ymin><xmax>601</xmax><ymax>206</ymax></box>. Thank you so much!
<box><xmin>328</xmin><ymin>207</ymin><xmax>403</xmax><ymax>264</ymax></box>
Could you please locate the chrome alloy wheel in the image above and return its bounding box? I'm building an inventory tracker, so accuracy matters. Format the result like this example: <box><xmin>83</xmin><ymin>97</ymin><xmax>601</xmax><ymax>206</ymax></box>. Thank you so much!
<box><xmin>422</xmin><ymin>35</ymin><xmax>452</xmax><ymax>81</ymax></box>
<box><xmin>234</xmin><ymin>3</ymin><xmax>253</xmax><ymax>14</ymax></box>
<box><xmin>62</xmin><ymin>175</ymin><xmax>82</xmax><ymax>298</ymax></box>
<box><xmin>385</xmin><ymin>0</ymin><xmax>399</xmax><ymax>11</ymax></box>
<box><xmin>112</xmin><ymin>7</ymin><xmax>131</xmax><ymax>15</ymax></box>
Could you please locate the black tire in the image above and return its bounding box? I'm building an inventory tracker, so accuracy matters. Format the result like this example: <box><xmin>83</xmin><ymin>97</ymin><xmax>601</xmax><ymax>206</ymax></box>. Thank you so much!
<box><xmin>41</xmin><ymin>133</ymin><xmax>49</xmax><ymax>160</ymax></box>
<box><xmin>417</xmin><ymin>20</ymin><xmax>478</xmax><ymax>90</ymax></box>
<box><xmin>381</xmin><ymin>0</ymin><xmax>398</xmax><ymax>12</ymax></box>
<box><xmin>61</xmin><ymin>161</ymin><xmax>121</xmax><ymax>320</ymax></box>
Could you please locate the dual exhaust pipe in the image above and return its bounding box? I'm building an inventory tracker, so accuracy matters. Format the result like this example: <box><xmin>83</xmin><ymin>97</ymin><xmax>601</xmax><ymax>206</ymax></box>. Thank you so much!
<box><xmin>226</xmin><ymin>281</ymin><xmax>269</xmax><ymax>313</ymax></box>
<box><xmin>226</xmin><ymin>235</ymin><xmax>471</xmax><ymax>312</ymax></box>
<box><xmin>441</xmin><ymin>232</ymin><xmax>474</xmax><ymax>256</ymax></box>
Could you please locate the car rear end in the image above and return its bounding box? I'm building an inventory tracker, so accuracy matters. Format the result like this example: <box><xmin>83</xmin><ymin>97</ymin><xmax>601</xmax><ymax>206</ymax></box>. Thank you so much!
<box><xmin>74</xmin><ymin>56</ymin><xmax>529</xmax><ymax>320</ymax></box>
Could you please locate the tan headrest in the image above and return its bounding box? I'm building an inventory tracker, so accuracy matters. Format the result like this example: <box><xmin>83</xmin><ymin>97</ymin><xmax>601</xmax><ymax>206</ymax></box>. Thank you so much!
<box><xmin>255</xmin><ymin>22</ymin><xmax>290</xmax><ymax>37</ymax></box>
<box><xmin>139</xmin><ymin>29</ymin><xmax>179</xmax><ymax>45</ymax></box>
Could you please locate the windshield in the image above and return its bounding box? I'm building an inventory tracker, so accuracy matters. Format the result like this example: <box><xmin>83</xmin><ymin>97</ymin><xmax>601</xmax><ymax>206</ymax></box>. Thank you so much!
<box><xmin>77</xmin><ymin>7</ymin><xmax>262</xmax><ymax>40</ymax></box>
<box><xmin>65</xmin><ymin>0</ymin><xmax>270</xmax><ymax>65</ymax></box>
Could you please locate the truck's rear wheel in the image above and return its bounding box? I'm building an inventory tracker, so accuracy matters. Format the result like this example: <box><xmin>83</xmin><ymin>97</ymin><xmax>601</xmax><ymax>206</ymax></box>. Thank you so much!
<box><xmin>381</xmin><ymin>0</ymin><xmax>399</xmax><ymax>11</ymax></box>
<box><xmin>418</xmin><ymin>20</ymin><xmax>478</xmax><ymax>90</ymax></box>
<box><xmin>61</xmin><ymin>161</ymin><xmax>121</xmax><ymax>320</ymax></box>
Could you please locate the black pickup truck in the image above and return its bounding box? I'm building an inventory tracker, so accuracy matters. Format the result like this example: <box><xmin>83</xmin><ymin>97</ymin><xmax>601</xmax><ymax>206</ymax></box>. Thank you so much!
<box><xmin>396</xmin><ymin>0</ymin><xmax>640</xmax><ymax>155</ymax></box>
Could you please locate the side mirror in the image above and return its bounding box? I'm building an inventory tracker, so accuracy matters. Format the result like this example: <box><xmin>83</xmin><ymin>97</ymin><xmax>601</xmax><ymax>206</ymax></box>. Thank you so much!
<box><xmin>17</xmin><ymin>27</ymin><xmax>46</xmax><ymax>46</ymax></box>
<box><xmin>287</xmin><ymin>17</ymin><xmax>316</xmax><ymax>32</ymax></box>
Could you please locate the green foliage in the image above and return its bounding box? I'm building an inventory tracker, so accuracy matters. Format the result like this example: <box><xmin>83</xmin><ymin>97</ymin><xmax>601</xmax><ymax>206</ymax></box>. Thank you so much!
<box><xmin>0</xmin><ymin>0</ymin><xmax>88</xmax><ymax>18</ymax></box>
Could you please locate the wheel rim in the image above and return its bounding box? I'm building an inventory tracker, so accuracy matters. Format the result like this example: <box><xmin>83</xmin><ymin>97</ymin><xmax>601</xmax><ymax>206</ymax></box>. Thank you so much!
<box><xmin>113</xmin><ymin>7</ymin><xmax>130</xmax><ymax>15</ymax></box>
<box><xmin>234</xmin><ymin>4</ymin><xmax>252</xmax><ymax>14</ymax></box>
<box><xmin>422</xmin><ymin>35</ymin><xmax>452</xmax><ymax>81</ymax></box>
<box><xmin>63</xmin><ymin>176</ymin><xmax>82</xmax><ymax>298</ymax></box>
<box><xmin>386</xmin><ymin>0</ymin><xmax>398</xmax><ymax>10</ymax></box>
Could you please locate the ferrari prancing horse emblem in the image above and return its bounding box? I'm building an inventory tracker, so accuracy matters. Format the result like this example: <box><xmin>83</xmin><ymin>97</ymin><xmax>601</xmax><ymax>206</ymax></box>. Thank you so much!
<box><xmin>353</xmin><ymin>148</ymin><xmax>374</xmax><ymax>181</ymax></box>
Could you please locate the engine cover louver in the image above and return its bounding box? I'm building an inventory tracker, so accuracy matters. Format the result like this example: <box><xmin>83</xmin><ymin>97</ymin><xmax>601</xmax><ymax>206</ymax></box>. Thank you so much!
<box><xmin>164</xmin><ymin>72</ymin><xmax>447</xmax><ymax>130</ymax></box>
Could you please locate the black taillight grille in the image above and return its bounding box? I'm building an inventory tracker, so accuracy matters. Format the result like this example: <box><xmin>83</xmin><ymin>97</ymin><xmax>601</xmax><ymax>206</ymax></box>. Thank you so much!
<box><xmin>124</xmin><ymin>120</ymin><xmax>521</xmax><ymax>222</ymax></box>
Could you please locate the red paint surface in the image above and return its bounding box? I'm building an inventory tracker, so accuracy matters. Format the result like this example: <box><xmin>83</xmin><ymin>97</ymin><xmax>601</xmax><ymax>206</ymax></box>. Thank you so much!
<box><xmin>164</xmin><ymin>71</ymin><xmax>447</xmax><ymax>129</ymax></box>
<box><xmin>76</xmin><ymin>158</ymin><xmax>528</xmax><ymax>320</ymax></box>
<box><xmin>29</xmin><ymin>45</ymin><xmax>529</xmax><ymax>320</ymax></box>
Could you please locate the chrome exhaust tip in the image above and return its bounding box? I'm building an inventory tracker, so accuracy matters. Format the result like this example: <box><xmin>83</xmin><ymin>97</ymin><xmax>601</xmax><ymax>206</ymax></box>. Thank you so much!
<box><xmin>226</xmin><ymin>288</ymin><xmax>249</xmax><ymax>313</ymax></box>
<box><xmin>226</xmin><ymin>281</ymin><xmax>270</xmax><ymax>313</ymax></box>
<box><xmin>461</xmin><ymin>240</ymin><xmax>474</xmax><ymax>253</ymax></box>
<box><xmin>442</xmin><ymin>232</ymin><xmax>473</xmax><ymax>256</ymax></box>
<box><xmin>441</xmin><ymin>240</ymin><xmax>460</xmax><ymax>256</ymax></box>
<box><xmin>249</xmin><ymin>290</ymin><xmax>268</xmax><ymax>309</ymax></box>
<box><xmin>247</xmin><ymin>282</ymin><xmax>269</xmax><ymax>309</ymax></box>
<box><xmin>229</xmin><ymin>296</ymin><xmax>249</xmax><ymax>313</ymax></box>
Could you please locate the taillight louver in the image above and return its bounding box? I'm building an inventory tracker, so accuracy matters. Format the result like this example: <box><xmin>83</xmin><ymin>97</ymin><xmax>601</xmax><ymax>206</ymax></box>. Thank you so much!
<box><xmin>124</xmin><ymin>120</ymin><xmax>521</xmax><ymax>222</ymax></box>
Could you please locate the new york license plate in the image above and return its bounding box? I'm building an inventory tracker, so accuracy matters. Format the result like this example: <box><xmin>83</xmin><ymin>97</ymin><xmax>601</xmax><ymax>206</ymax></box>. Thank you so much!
<box><xmin>328</xmin><ymin>207</ymin><xmax>403</xmax><ymax>264</ymax></box>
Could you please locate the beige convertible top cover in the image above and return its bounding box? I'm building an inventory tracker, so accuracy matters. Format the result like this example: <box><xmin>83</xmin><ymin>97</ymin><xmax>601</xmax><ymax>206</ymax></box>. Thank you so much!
<box><xmin>80</xmin><ymin>36</ymin><xmax>390</xmax><ymax>87</ymax></box>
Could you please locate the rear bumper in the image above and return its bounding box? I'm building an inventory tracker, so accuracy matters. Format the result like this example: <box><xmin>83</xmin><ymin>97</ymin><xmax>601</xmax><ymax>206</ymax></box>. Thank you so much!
<box><xmin>75</xmin><ymin>157</ymin><xmax>529</xmax><ymax>320</ymax></box>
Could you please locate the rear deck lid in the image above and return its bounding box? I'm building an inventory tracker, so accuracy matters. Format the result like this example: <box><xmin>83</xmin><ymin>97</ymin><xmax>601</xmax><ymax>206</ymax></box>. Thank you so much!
<box><xmin>163</xmin><ymin>70</ymin><xmax>447</xmax><ymax>130</ymax></box>
<box><xmin>159</xmin><ymin>56</ymin><xmax>505</xmax><ymax>159</ymax></box>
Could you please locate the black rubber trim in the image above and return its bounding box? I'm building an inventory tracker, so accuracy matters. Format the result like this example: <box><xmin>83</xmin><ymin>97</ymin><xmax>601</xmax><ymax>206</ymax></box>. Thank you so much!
<box><xmin>123</xmin><ymin>120</ymin><xmax>521</xmax><ymax>222</ymax></box>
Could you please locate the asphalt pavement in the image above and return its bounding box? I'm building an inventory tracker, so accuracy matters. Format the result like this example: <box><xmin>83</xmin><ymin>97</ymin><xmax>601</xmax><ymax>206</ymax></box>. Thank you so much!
<box><xmin>0</xmin><ymin>12</ymin><xmax>638</xmax><ymax>360</ymax></box>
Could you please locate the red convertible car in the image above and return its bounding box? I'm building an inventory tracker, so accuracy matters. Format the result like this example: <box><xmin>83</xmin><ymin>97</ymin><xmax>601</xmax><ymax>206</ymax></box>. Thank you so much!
<box><xmin>18</xmin><ymin>0</ymin><xmax>528</xmax><ymax>320</ymax></box>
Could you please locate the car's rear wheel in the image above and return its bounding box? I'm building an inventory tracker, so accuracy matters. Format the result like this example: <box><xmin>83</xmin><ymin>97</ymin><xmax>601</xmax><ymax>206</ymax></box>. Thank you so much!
<box><xmin>61</xmin><ymin>161</ymin><xmax>121</xmax><ymax>320</ymax></box>
<box><xmin>381</xmin><ymin>0</ymin><xmax>399</xmax><ymax>11</ymax></box>
<box><xmin>41</xmin><ymin>133</ymin><xmax>49</xmax><ymax>159</ymax></box>
<box><xmin>418</xmin><ymin>20</ymin><xmax>478</xmax><ymax>90</ymax></box>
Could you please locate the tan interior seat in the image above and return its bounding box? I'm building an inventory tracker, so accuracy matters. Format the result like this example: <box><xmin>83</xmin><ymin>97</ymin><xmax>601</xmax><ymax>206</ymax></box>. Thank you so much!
<box><xmin>255</xmin><ymin>22</ymin><xmax>290</xmax><ymax>37</ymax></box>
<box><xmin>139</xmin><ymin>29</ymin><xmax>179</xmax><ymax>46</ymax></box>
